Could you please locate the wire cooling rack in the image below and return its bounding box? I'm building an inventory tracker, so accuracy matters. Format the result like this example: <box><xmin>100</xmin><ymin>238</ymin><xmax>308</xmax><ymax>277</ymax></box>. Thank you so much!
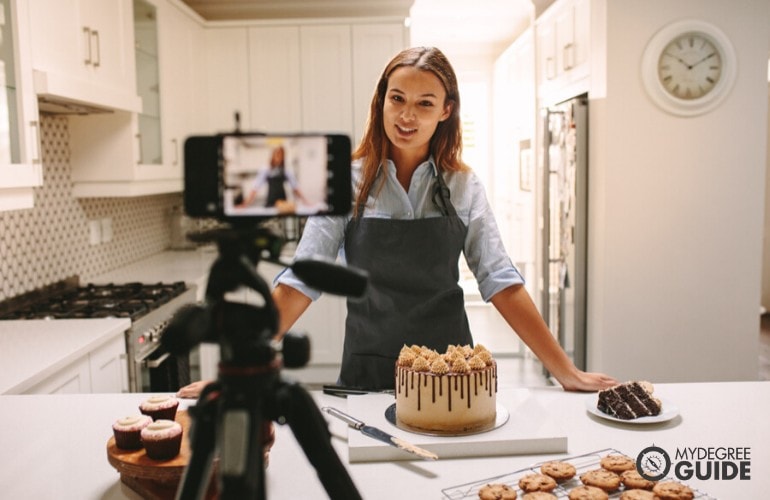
<box><xmin>441</xmin><ymin>448</ymin><xmax>716</xmax><ymax>499</ymax></box>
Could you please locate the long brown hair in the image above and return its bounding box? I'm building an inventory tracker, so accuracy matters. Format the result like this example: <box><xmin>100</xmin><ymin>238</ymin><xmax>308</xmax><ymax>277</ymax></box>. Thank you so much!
<box><xmin>351</xmin><ymin>46</ymin><xmax>469</xmax><ymax>216</ymax></box>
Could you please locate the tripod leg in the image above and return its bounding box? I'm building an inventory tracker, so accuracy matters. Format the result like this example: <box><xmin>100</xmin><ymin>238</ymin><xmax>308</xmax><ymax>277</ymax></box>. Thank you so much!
<box><xmin>274</xmin><ymin>381</ymin><xmax>362</xmax><ymax>500</ymax></box>
<box><xmin>176</xmin><ymin>389</ymin><xmax>220</xmax><ymax>500</ymax></box>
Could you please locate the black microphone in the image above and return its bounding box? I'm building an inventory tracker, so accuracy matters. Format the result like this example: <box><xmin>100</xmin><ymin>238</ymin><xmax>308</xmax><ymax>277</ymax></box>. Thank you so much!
<box><xmin>290</xmin><ymin>258</ymin><xmax>368</xmax><ymax>298</ymax></box>
<box><xmin>161</xmin><ymin>303</ymin><xmax>213</xmax><ymax>354</ymax></box>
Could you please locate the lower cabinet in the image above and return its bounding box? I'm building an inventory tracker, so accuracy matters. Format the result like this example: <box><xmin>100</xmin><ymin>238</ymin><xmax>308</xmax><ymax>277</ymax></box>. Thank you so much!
<box><xmin>24</xmin><ymin>335</ymin><xmax>127</xmax><ymax>394</ymax></box>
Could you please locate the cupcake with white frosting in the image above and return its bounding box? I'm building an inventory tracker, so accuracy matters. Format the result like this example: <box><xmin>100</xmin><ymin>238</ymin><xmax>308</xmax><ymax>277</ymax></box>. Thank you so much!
<box><xmin>139</xmin><ymin>395</ymin><xmax>179</xmax><ymax>421</ymax></box>
<box><xmin>140</xmin><ymin>419</ymin><xmax>183</xmax><ymax>460</ymax></box>
<box><xmin>112</xmin><ymin>414</ymin><xmax>152</xmax><ymax>450</ymax></box>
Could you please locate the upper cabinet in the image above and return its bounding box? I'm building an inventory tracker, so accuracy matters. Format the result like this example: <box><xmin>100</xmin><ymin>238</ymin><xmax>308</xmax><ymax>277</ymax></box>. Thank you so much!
<box><xmin>28</xmin><ymin>0</ymin><xmax>142</xmax><ymax>113</ymax></box>
<box><xmin>536</xmin><ymin>0</ymin><xmax>590</xmax><ymax>105</ymax></box>
<box><xmin>0</xmin><ymin>0</ymin><xmax>43</xmax><ymax>212</ymax></box>
<box><xmin>64</xmin><ymin>0</ymin><xmax>203</xmax><ymax>197</ymax></box>
<box><xmin>202</xmin><ymin>20</ymin><xmax>406</xmax><ymax>144</ymax></box>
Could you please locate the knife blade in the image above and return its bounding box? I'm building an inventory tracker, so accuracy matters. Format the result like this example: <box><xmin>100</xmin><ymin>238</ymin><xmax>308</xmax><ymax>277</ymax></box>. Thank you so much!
<box><xmin>321</xmin><ymin>406</ymin><xmax>438</xmax><ymax>461</ymax></box>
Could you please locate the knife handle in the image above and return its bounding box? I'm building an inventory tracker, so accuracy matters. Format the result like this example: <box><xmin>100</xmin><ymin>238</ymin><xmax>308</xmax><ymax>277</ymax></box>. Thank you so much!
<box><xmin>320</xmin><ymin>406</ymin><xmax>365</xmax><ymax>430</ymax></box>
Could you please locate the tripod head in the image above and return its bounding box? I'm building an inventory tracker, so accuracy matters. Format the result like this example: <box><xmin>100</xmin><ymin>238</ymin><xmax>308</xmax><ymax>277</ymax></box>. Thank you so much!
<box><xmin>161</xmin><ymin>221</ymin><xmax>365</xmax><ymax>500</ymax></box>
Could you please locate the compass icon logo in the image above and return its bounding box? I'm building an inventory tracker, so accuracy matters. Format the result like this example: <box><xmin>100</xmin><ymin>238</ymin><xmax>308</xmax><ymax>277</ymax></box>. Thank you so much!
<box><xmin>637</xmin><ymin>445</ymin><xmax>672</xmax><ymax>481</ymax></box>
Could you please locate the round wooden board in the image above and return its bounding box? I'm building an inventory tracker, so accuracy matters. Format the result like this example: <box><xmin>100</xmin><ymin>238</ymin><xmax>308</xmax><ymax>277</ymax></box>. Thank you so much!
<box><xmin>106</xmin><ymin>410</ymin><xmax>191</xmax><ymax>482</ymax></box>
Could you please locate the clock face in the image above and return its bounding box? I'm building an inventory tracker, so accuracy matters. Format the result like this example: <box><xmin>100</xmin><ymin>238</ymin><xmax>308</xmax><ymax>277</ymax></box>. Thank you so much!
<box><xmin>657</xmin><ymin>32</ymin><xmax>722</xmax><ymax>100</ymax></box>
<box><xmin>641</xmin><ymin>20</ymin><xmax>736</xmax><ymax>116</ymax></box>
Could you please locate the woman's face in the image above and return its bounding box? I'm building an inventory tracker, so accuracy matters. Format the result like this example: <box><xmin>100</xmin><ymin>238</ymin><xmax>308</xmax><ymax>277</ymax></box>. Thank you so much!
<box><xmin>383</xmin><ymin>66</ymin><xmax>452</xmax><ymax>159</ymax></box>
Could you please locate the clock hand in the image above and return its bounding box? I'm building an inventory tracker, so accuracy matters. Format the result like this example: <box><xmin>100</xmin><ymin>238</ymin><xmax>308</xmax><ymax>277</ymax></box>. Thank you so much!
<box><xmin>663</xmin><ymin>51</ymin><xmax>692</xmax><ymax>69</ymax></box>
<box><xmin>691</xmin><ymin>51</ymin><xmax>717</xmax><ymax>68</ymax></box>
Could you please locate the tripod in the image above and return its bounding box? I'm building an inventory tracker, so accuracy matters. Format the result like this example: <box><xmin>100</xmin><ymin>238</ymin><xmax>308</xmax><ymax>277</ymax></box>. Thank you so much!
<box><xmin>162</xmin><ymin>225</ymin><xmax>364</xmax><ymax>500</ymax></box>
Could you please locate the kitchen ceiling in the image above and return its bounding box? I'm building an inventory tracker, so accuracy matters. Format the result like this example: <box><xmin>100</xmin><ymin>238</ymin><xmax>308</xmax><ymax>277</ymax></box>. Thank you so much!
<box><xmin>180</xmin><ymin>0</ymin><xmax>541</xmax><ymax>54</ymax></box>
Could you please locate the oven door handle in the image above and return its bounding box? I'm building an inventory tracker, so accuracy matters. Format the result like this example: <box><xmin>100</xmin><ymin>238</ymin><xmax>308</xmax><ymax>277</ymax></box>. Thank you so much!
<box><xmin>135</xmin><ymin>344</ymin><xmax>171</xmax><ymax>368</ymax></box>
<box><xmin>145</xmin><ymin>352</ymin><xmax>171</xmax><ymax>369</ymax></box>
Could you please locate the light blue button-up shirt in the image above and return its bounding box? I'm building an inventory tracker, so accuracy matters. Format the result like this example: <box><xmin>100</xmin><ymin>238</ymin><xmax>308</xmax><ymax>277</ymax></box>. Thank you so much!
<box><xmin>276</xmin><ymin>157</ymin><xmax>524</xmax><ymax>301</ymax></box>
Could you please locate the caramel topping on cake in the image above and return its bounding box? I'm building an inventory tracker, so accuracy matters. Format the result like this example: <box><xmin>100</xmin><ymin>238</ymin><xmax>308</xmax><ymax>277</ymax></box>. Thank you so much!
<box><xmin>475</xmin><ymin>350</ymin><xmax>493</xmax><ymax>365</ymax></box>
<box><xmin>412</xmin><ymin>356</ymin><xmax>430</xmax><ymax>372</ymax></box>
<box><xmin>468</xmin><ymin>355</ymin><xmax>486</xmax><ymax>370</ymax></box>
<box><xmin>472</xmin><ymin>344</ymin><xmax>489</xmax><ymax>355</ymax></box>
<box><xmin>452</xmin><ymin>357</ymin><xmax>470</xmax><ymax>373</ymax></box>
<box><xmin>397</xmin><ymin>349</ymin><xmax>416</xmax><ymax>367</ymax></box>
<box><xmin>423</xmin><ymin>349</ymin><xmax>440</xmax><ymax>362</ymax></box>
<box><xmin>430</xmin><ymin>358</ymin><xmax>449</xmax><ymax>375</ymax></box>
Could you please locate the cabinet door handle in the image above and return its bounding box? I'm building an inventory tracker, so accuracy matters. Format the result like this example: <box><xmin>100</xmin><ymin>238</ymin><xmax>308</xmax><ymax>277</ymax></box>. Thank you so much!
<box><xmin>546</xmin><ymin>56</ymin><xmax>556</xmax><ymax>80</ymax></box>
<box><xmin>562</xmin><ymin>42</ymin><xmax>575</xmax><ymax>71</ymax></box>
<box><xmin>135</xmin><ymin>133</ymin><xmax>142</xmax><ymax>164</ymax></box>
<box><xmin>91</xmin><ymin>30</ymin><xmax>101</xmax><ymax>68</ymax></box>
<box><xmin>83</xmin><ymin>26</ymin><xmax>92</xmax><ymax>65</ymax></box>
<box><xmin>29</xmin><ymin>121</ymin><xmax>41</xmax><ymax>164</ymax></box>
<box><xmin>172</xmin><ymin>138</ymin><xmax>178</xmax><ymax>165</ymax></box>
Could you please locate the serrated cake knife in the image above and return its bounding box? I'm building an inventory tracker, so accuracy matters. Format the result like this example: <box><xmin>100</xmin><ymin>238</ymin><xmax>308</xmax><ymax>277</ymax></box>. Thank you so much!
<box><xmin>321</xmin><ymin>406</ymin><xmax>438</xmax><ymax>461</ymax></box>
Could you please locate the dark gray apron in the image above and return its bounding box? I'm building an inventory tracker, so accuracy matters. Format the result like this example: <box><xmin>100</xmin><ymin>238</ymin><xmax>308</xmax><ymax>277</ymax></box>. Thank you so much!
<box><xmin>341</xmin><ymin>170</ymin><xmax>472</xmax><ymax>390</ymax></box>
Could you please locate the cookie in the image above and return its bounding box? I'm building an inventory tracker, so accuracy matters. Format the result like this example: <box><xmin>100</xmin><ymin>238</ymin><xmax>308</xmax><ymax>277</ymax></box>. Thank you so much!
<box><xmin>621</xmin><ymin>469</ymin><xmax>655</xmax><ymax>490</ymax></box>
<box><xmin>579</xmin><ymin>469</ymin><xmax>621</xmax><ymax>492</ymax></box>
<box><xmin>651</xmin><ymin>481</ymin><xmax>694</xmax><ymax>500</ymax></box>
<box><xmin>619</xmin><ymin>490</ymin><xmax>656</xmax><ymax>500</ymax></box>
<box><xmin>521</xmin><ymin>493</ymin><xmax>557</xmax><ymax>499</ymax></box>
<box><xmin>540</xmin><ymin>460</ymin><xmax>577</xmax><ymax>481</ymax></box>
<box><xmin>567</xmin><ymin>485</ymin><xmax>609</xmax><ymax>500</ymax></box>
<box><xmin>600</xmin><ymin>454</ymin><xmax>636</xmax><ymax>473</ymax></box>
<box><xmin>518</xmin><ymin>473</ymin><xmax>557</xmax><ymax>493</ymax></box>
<box><xmin>478</xmin><ymin>483</ymin><xmax>517</xmax><ymax>500</ymax></box>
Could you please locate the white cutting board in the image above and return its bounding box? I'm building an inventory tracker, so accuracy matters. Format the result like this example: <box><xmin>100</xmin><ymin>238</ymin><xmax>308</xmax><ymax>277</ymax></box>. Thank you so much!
<box><xmin>342</xmin><ymin>389</ymin><xmax>568</xmax><ymax>463</ymax></box>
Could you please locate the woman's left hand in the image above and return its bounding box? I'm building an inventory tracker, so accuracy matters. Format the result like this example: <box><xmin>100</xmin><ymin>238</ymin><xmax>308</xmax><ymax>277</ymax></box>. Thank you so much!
<box><xmin>559</xmin><ymin>370</ymin><xmax>619</xmax><ymax>392</ymax></box>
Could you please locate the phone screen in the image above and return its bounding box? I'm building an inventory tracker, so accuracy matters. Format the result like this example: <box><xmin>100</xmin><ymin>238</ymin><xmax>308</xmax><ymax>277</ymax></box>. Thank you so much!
<box><xmin>222</xmin><ymin>134</ymin><xmax>330</xmax><ymax>217</ymax></box>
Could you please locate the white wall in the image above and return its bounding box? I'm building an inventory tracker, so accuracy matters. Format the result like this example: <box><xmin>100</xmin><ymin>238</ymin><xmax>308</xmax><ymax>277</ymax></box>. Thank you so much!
<box><xmin>587</xmin><ymin>0</ymin><xmax>769</xmax><ymax>382</ymax></box>
<box><xmin>763</xmin><ymin>84</ymin><xmax>770</xmax><ymax>312</ymax></box>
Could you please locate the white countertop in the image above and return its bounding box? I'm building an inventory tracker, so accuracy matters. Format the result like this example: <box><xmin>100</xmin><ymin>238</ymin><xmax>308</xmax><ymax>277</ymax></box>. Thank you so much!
<box><xmin>0</xmin><ymin>318</ymin><xmax>131</xmax><ymax>394</ymax></box>
<box><xmin>0</xmin><ymin>382</ymin><xmax>768</xmax><ymax>499</ymax></box>
<box><xmin>88</xmin><ymin>248</ymin><xmax>220</xmax><ymax>294</ymax></box>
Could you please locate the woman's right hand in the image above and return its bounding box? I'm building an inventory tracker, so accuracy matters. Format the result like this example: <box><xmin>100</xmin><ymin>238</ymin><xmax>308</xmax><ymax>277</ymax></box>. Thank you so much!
<box><xmin>176</xmin><ymin>380</ymin><xmax>213</xmax><ymax>399</ymax></box>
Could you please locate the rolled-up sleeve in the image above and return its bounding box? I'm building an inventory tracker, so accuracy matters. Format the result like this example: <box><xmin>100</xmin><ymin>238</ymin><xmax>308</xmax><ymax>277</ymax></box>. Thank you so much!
<box><xmin>274</xmin><ymin>214</ymin><xmax>349</xmax><ymax>300</ymax></box>
<box><xmin>462</xmin><ymin>174</ymin><xmax>525</xmax><ymax>302</ymax></box>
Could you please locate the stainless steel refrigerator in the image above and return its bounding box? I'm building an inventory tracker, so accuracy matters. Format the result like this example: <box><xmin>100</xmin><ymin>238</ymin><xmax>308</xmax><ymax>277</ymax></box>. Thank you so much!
<box><xmin>540</xmin><ymin>95</ymin><xmax>588</xmax><ymax>371</ymax></box>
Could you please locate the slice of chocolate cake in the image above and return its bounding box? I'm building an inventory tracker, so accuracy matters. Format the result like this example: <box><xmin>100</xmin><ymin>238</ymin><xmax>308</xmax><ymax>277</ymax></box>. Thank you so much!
<box><xmin>597</xmin><ymin>381</ymin><xmax>662</xmax><ymax>420</ymax></box>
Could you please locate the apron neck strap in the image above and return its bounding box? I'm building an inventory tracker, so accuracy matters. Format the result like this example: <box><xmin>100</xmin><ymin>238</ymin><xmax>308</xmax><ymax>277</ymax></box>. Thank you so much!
<box><xmin>432</xmin><ymin>169</ymin><xmax>457</xmax><ymax>216</ymax></box>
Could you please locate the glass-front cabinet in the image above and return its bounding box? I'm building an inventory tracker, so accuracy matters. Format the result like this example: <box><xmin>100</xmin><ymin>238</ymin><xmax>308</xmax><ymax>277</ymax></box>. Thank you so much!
<box><xmin>0</xmin><ymin>0</ymin><xmax>42</xmax><ymax>211</ymax></box>
<box><xmin>134</xmin><ymin>0</ymin><xmax>162</xmax><ymax>165</ymax></box>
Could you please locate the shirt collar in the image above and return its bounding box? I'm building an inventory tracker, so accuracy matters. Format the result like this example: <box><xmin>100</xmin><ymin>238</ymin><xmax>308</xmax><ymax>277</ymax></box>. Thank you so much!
<box><xmin>381</xmin><ymin>156</ymin><xmax>438</xmax><ymax>177</ymax></box>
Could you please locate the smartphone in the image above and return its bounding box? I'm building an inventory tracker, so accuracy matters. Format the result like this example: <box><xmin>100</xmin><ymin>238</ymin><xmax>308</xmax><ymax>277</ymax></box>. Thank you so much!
<box><xmin>184</xmin><ymin>133</ymin><xmax>351</xmax><ymax>220</ymax></box>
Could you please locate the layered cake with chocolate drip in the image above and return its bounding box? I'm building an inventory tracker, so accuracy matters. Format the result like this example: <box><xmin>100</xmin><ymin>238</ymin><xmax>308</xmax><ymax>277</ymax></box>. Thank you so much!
<box><xmin>597</xmin><ymin>381</ymin><xmax>662</xmax><ymax>420</ymax></box>
<box><xmin>395</xmin><ymin>344</ymin><xmax>497</xmax><ymax>433</ymax></box>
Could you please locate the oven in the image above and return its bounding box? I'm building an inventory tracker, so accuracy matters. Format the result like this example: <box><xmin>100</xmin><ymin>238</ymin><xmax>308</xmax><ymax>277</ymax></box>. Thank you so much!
<box><xmin>0</xmin><ymin>278</ymin><xmax>198</xmax><ymax>392</ymax></box>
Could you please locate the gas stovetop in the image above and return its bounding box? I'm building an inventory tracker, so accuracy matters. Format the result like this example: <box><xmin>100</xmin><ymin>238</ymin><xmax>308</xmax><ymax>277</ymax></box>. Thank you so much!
<box><xmin>0</xmin><ymin>278</ymin><xmax>189</xmax><ymax>321</ymax></box>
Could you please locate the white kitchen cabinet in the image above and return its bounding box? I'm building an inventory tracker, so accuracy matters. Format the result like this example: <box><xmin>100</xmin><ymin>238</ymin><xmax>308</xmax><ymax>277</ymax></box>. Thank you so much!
<box><xmin>245</xmin><ymin>24</ymin><xmax>354</xmax><ymax>137</ymax></box>
<box><xmin>65</xmin><ymin>0</ymin><xmax>204</xmax><ymax>197</ymax></box>
<box><xmin>89</xmin><ymin>335</ymin><xmax>128</xmax><ymax>393</ymax></box>
<box><xmin>0</xmin><ymin>0</ymin><xmax>43</xmax><ymax>211</ymax></box>
<box><xmin>25</xmin><ymin>357</ymin><xmax>92</xmax><ymax>394</ymax></box>
<box><xmin>299</xmin><ymin>25</ymin><xmax>353</xmax><ymax>135</ymax></box>
<box><xmin>203</xmin><ymin>27</ymin><xmax>251</xmax><ymax>133</ymax></box>
<box><xmin>207</xmin><ymin>20</ymin><xmax>406</xmax><ymax>140</ymax></box>
<box><xmin>351</xmin><ymin>23</ymin><xmax>406</xmax><ymax>147</ymax></box>
<box><xmin>536</xmin><ymin>0</ymin><xmax>590</xmax><ymax>105</ymax></box>
<box><xmin>24</xmin><ymin>335</ymin><xmax>127</xmax><ymax>395</ymax></box>
<box><xmin>157</xmin><ymin>0</ymin><xmax>204</xmax><ymax>164</ymax></box>
<box><xmin>28</xmin><ymin>0</ymin><xmax>141</xmax><ymax>112</ymax></box>
<box><xmin>247</xmin><ymin>26</ymin><xmax>302</xmax><ymax>133</ymax></box>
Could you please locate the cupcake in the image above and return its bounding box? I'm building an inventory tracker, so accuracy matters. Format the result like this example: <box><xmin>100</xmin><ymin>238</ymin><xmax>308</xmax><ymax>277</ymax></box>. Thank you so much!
<box><xmin>139</xmin><ymin>395</ymin><xmax>179</xmax><ymax>421</ymax></box>
<box><xmin>140</xmin><ymin>419</ymin><xmax>183</xmax><ymax>460</ymax></box>
<box><xmin>112</xmin><ymin>414</ymin><xmax>152</xmax><ymax>450</ymax></box>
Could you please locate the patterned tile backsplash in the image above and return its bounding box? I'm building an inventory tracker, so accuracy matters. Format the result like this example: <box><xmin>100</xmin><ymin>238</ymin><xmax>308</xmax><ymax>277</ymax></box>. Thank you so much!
<box><xmin>0</xmin><ymin>115</ymin><xmax>184</xmax><ymax>301</ymax></box>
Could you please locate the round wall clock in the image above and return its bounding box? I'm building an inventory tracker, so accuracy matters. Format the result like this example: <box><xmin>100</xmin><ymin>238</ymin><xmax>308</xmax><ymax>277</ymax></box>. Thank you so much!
<box><xmin>641</xmin><ymin>20</ymin><xmax>736</xmax><ymax>116</ymax></box>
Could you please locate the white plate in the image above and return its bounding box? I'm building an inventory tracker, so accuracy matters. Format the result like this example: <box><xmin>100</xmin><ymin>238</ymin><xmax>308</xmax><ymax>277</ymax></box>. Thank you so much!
<box><xmin>585</xmin><ymin>395</ymin><xmax>679</xmax><ymax>424</ymax></box>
